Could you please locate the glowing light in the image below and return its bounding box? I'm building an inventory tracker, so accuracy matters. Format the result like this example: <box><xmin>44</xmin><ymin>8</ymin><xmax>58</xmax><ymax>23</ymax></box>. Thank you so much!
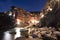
<box><xmin>14</xmin><ymin>27</ymin><xmax>21</xmax><ymax>39</ymax></box>
<box><xmin>41</xmin><ymin>14</ymin><xmax>44</xmax><ymax>18</ymax></box>
<box><xmin>40</xmin><ymin>13</ymin><xmax>44</xmax><ymax>18</ymax></box>
<box><xmin>47</xmin><ymin>8</ymin><xmax>52</xmax><ymax>11</ymax></box>
<box><xmin>16</xmin><ymin>19</ymin><xmax>21</xmax><ymax>25</ymax></box>
<box><xmin>14</xmin><ymin>7</ymin><xmax>17</xmax><ymax>10</ymax></box>
<box><xmin>31</xmin><ymin>20</ymin><xmax>35</xmax><ymax>24</ymax></box>
<box><xmin>3</xmin><ymin>31</ymin><xmax>12</xmax><ymax>40</ymax></box>
<box><xmin>9</xmin><ymin>12</ymin><xmax>12</xmax><ymax>16</ymax></box>
<box><xmin>49</xmin><ymin>8</ymin><xmax>52</xmax><ymax>11</ymax></box>
<box><xmin>14</xmin><ymin>27</ymin><xmax>25</xmax><ymax>39</ymax></box>
<box><xmin>30</xmin><ymin>19</ymin><xmax>39</xmax><ymax>25</ymax></box>
<box><xmin>47</xmin><ymin>6</ymin><xmax>52</xmax><ymax>11</ymax></box>
<box><xmin>13</xmin><ymin>14</ymin><xmax>15</xmax><ymax>17</ymax></box>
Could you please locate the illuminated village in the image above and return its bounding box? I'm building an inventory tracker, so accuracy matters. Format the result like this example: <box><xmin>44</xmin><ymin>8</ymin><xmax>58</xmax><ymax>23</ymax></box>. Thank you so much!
<box><xmin>0</xmin><ymin>0</ymin><xmax>60</xmax><ymax>40</ymax></box>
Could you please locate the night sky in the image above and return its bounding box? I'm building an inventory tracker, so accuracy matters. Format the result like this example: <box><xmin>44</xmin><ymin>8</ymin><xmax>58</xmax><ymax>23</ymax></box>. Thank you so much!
<box><xmin>0</xmin><ymin>0</ymin><xmax>47</xmax><ymax>12</ymax></box>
